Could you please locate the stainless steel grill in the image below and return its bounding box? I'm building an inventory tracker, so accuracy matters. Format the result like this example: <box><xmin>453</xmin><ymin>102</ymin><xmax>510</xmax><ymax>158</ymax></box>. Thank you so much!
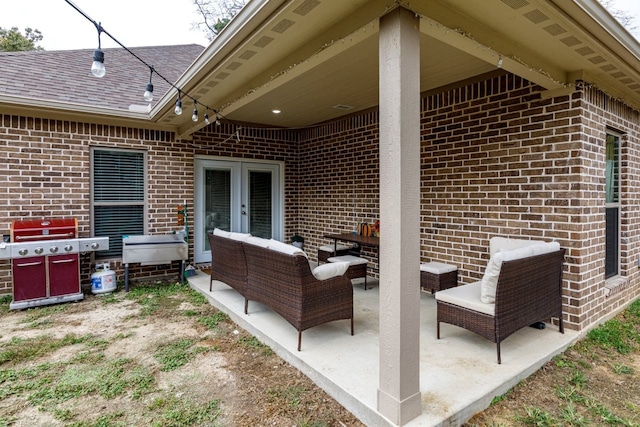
<box><xmin>122</xmin><ymin>234</ymin><xmax>188</xmax><ymax>291</ymax></box>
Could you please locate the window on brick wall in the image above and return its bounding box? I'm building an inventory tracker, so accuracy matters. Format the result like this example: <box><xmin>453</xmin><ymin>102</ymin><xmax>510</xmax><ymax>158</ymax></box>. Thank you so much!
<box><xmin>91</xmin><ymin>148</ymin><xmax>146</xmax><ymax>258</ymax></box>
<box><xmin>605</xmin><ymin>131</ymin><xmax>620</xmax><ymax>279</ymax></box>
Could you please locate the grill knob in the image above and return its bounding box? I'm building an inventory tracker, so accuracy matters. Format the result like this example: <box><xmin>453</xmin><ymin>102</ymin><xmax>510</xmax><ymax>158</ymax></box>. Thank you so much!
<box><xmin>18</xmin><ymin>248</ymin><xmax>28</xmax><ymax>256</ymax></box>
<box><xmin>64</xmin><ymin>245</ymin><xmax>73</xmax><ymax>252</ymax></box>
<box><xmin>91</xmin><ymin>242</ymin><xmax>100</xmax><ymax>250</ymax></box>
<box><xmin>50</xmin><ymin>246</ymin><xmax>59</xmax><ymax>254</ymax></box>
<box><xmin>34</xmin><ymin>247</ymin><xmax>44</xmax><ymax>255</ymax></box>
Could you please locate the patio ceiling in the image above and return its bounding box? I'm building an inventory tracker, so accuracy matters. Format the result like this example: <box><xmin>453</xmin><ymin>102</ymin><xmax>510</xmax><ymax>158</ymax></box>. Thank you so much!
<box><xmin>150</xmin><ymin>0</ymin><xmax>640</xmax><ymax>139</ymax></box>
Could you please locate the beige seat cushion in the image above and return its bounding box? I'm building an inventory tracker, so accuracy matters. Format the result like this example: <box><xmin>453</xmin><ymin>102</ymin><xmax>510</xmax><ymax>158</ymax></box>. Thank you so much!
<box><xmin>435</xmin><ymin>281</ymin><xmax>495</xmax><ymax>316</ymax></box>
<box><xmin>318</xmin><ymin>243</ymin><xmax>351</xmax><ymax>252</ymax></box>
<box><xmin>420</xmin><ymin>262</ymin><xmax>457</xmax><ymax>274</ymax></box>
<box><xmin>328</xmin><ymin>255</ymin><xmax>367</xmax><ymax>266</ymax></box>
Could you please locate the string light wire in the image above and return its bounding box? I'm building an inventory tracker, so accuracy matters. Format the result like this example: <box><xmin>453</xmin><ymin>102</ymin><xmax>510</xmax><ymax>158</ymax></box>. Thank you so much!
<box><xmin>64</xmin><ymin>0</ymin><xmax>222</xmax><ymax>123</ymax></box>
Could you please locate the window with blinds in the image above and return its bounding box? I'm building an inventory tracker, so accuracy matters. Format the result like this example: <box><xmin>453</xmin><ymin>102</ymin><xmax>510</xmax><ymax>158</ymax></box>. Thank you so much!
<box><xmin>91</xmin><ymin>148</ymin><xmax>146</xmax><ymax>258</ymax></box>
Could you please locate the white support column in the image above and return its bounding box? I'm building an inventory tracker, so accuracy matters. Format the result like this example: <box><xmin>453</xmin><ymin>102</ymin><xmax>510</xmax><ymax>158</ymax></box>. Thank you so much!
<box><xmin>377</xmin><ymin>6</ymin><xmax>422</xmax><ymax>426</ymax></box>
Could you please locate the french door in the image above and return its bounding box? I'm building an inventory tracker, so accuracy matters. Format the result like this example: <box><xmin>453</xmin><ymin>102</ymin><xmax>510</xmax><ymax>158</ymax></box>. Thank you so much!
<box><xmin>194</xmin><ymin>158</ymin><xmax>283</xmax><ymax>263</ymax></box>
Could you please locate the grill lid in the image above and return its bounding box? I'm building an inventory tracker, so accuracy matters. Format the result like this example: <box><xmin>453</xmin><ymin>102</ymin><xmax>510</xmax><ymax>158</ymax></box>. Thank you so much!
<box><xmin>10</xmin><ymin>218</ymin><xmax>78</xmax><ymax>242</ymax></box>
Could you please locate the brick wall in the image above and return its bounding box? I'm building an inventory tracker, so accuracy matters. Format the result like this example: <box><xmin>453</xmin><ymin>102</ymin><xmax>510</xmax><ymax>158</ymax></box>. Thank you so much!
<box><xmin>2</xmin><ymin>71</ymin><xmax>639</xmax><ymax>331</ymax></box>
<box><xmin>294</xmin><ymin>73</ymin><xmax>640</xmax><ymax>331</ymax></box>
<box><xmin>0</xmin><ymin>116</ymin><xmax>192</xmax><ymax>292</ymax></box>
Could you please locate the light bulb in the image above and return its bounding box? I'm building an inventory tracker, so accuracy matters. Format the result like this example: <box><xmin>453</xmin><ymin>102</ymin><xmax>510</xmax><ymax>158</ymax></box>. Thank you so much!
<box><xmin>175</xmin><ymin>98</ymin><xmax>182</xmax><ymax>115</ymax></box>
<box><xmin>204</xmin><ymin>113</ymin><xmax>210</xmax><ymax>125</ymax></box>
<box><xmin>192</xmin><ymin>108</ymin><xmax>198</xmax><ymax>122</ymax></box>
<box><xmin>143</xmin><ymin>83</ymin><xmax>154</xmax><ymax>102</ymax></box>
<box><xmin>91</xmin><ymin>48</ymin><xmax>106</xmax><ymax>78</ymax></box>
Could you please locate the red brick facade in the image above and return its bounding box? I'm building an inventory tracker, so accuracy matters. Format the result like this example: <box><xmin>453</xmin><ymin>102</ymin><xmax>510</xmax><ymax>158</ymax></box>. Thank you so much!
<box><xmin>1</xmin><ymin>72</ymin><xmax>639</xmax><ymax>331</ymax></box>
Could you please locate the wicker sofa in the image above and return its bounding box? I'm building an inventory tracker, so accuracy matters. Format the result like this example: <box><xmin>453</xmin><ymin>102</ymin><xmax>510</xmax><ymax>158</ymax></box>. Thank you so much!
<box><xmin>435</xmin><ymin>237</ymin><xmax>565</xmax><ymax>364</ymax></box>
<box><xmin>207</xmin><ymin>232</ymin><xmax>249</xmax><ymax>300</ymax></box>
<box><xmin>208</xmin><ymin>230</ymin><xmax>354</xmax><ymax>351</ymax></box>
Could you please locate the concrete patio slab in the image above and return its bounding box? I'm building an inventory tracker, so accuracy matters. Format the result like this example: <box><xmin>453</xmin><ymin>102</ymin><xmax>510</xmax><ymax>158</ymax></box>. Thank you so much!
<box><xmin>187</xmin><ymin>271</ymin><xmax>579</xmax><ymax>426</ymax></box>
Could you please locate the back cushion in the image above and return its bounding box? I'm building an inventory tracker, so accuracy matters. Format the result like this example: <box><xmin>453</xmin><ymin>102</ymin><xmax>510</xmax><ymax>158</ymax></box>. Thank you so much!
<box><xmin>229</xmin><ymin>232</ymin><xmax>252</xmax><ymax>241</ymax></box>
<box><xmin>489</xmin><ymin>237</ymin><xmax>545</xmax><ymax>257</ymax></box>
<box><xmin>213</xmin><ymin>228</ymin><xmax>231</xmax><ymax>238</ymax></box>
<box><xmin>245</xmin><ymin>236</ymin><xmax>270</xmax><ymax>248</ymax></box>
<box><xmin>480</xmin><ymin>246</ymin><xmax>534</xmax><ymax>303</ymax></box>
<box><xmin>530</xmin><ymin>241</ymin><xmax>561</xmax><ymax>255</ymax></box>
<box><xmin>268</xmin><ymin>239</ymin><xmax>308</xmax><ymax>258</ymax></box>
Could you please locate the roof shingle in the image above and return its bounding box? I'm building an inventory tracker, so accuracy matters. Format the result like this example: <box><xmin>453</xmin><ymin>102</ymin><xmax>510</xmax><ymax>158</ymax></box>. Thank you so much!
<box><xmin>0</xmin><ymin>44</ymin><xmax>204</xmax><ymax>111</ymax></box>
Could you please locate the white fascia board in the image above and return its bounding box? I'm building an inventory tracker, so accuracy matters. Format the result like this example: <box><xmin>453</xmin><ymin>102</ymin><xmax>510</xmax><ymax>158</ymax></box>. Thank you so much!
<box><xmin>149</xmin><ymin>0</ymin><xmax>289</xmax><ymax>118</ymax></box>
<box><xmin>570</xmin><ymin>0</ymin><xmax>640</xmax><ymax>62</ymax></box>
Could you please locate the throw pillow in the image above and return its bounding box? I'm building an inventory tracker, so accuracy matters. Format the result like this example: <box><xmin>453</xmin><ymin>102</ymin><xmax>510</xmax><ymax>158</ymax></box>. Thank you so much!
<box><xmin>312</xmin><ymin>262</ymin><xmax>349</xmax><ymax>280</ymax></box>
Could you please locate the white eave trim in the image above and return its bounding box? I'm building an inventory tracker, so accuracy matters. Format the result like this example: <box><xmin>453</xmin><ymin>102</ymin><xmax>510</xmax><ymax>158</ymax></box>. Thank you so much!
<box><xmin>571</xmin><ymin>0</ymin><xmax>640</xmax><ymax>62</ymax></box>
<box><xmin>149</xmin><ymin>0</ymin><xmax>289</xmax><ymax>118</ymax></box>
<box><xmin>0</xmin><ymin>94</ymin><xmax>151</xmax><ymax>121</ymax></box>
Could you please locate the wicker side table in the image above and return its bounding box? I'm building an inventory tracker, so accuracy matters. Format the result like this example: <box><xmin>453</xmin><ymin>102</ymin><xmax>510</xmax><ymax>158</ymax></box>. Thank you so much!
<box><xmin>420</xmin><ymin>262</ymin><xmax>458</xmax><ymax>294</ymax></box>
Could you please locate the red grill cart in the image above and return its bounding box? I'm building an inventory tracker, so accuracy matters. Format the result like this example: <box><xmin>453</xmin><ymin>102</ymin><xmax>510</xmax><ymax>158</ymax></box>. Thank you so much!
<box><xmin>0</xmin><ymin>219</ymin><xmax>109</xmax><ymax>310</ymax></box>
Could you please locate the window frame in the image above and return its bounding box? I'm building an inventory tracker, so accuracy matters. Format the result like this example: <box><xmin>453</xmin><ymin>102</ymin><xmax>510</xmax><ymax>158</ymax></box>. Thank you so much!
<box><xmin>605</xmin><ymin>130</ymin><xmax>621</xmax><ymax>279</ymax></box>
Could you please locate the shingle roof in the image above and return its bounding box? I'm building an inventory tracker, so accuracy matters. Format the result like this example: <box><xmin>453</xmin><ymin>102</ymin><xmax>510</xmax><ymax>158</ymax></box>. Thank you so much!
<box><xmin>0</xmin><ymin>44</ymin><xmax>204</xmax><ymax>111</ymax></box>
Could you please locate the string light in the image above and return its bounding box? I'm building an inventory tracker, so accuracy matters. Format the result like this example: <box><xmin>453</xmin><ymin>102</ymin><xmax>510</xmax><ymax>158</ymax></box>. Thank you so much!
<box><xmin>192</xmin><ymin>101</ymin><xmax>199</xmax><ymax>122</ymax></box>
<box><xmin>175</xmin><ymin>91</ymin><xmax>183</xmax><ymax>115</ymax></box>
<box><xmin>143</xmin><ymin>67</ymin><xmax>154</xmax><ymax>102</ymax></box>
<box><xmin>204</xmin><ymin>111</ymin><xmax>210</xmax><ymax>125</ymax></box>
<box><xmin>63</xmin><ymin>0</ymin><xmax>229</xmax><ymax>125</ymax></box>
<box><xmin>91</xmin><ymin>22</ymin><xmax>105</xmax><ymax>78</ymax></box>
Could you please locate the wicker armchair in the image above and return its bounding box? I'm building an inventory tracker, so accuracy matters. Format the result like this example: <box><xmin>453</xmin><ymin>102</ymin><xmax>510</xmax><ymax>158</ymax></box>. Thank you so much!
<box><xmin>207</xmin><ymin>233</ymin><xmax>249</xmax><ymax>304</ymax></box>
<box><xmin>436</xmin><ymin>249</ymin><xmax>565</xmax><ymax>364</ymax></box>
<box><xmin>243</xmin><ymin>242</ymin><xmax>354</xmax><ymax>351</ymax></box>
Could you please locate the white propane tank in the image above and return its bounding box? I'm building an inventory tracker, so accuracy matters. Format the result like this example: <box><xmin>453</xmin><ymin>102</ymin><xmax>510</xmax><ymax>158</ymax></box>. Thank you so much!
<box><xmin>91</xmin><ymin>263</ymin><xmax>117</xmax><ymax>294</ymax></box>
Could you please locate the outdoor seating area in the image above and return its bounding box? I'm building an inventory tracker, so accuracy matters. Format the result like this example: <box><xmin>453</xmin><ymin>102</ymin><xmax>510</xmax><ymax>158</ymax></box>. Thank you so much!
<box><xmin>189</xmin><ymin>269</ymin><xmax>578</xmax><ymax>426</ymax></box>
<box><xmin>199</xmin><ymin>234</ymin><xmax>575</xmax><ymax>424</ymax></box>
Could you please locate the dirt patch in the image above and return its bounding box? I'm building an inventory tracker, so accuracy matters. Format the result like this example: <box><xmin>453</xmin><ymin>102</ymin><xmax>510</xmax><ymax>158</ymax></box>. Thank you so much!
<box><xmin>0</xmin><ymin>283</ymin><xmax>364</xmax><ymax>426</ymax></box>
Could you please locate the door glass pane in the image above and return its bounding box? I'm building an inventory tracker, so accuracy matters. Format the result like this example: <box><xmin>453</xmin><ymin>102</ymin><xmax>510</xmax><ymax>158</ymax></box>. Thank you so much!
<box><xmin>248</xmin><ymin>171</ymin><xmax>272</xmax><ymax>238</ymax></box>
<box><xmin>204</xmin><ymin>169</ymin><xmax>231</xmax><ymax>251</ymax></box>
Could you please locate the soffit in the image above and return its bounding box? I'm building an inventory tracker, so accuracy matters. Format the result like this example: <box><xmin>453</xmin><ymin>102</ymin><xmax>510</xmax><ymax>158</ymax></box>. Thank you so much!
<box><xmin>168</xmin><ymin>0</ymin><xmax>640</xmax><ymax>135</ymax></box>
